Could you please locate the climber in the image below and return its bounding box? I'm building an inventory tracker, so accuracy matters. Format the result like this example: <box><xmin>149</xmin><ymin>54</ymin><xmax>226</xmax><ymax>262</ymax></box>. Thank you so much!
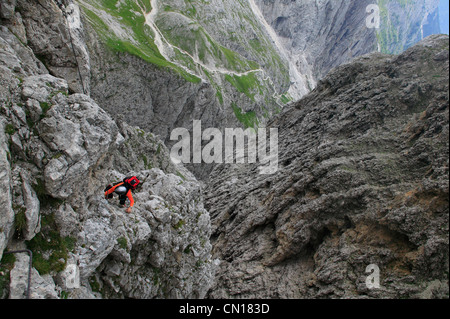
<box><xmin>104</xmin><ymin>176</ymin><xmax>140</xmax><ymax>214</ymax></box>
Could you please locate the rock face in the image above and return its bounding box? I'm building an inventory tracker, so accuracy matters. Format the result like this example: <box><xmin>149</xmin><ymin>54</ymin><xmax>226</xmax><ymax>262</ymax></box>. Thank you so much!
<box><xmin>0</xmin><ymin>20</ymin><xmax>215</xmax><ymax>299</ymax></box>
<box><xmin>86</xmin><ymin>168</ymin><xmax>214</xmax><ymax>298</ymax></box>
<box><xmin>1</xmin><ymin>0</ymin><xmax>448</xmax><ymax>300</ymax></box>
<box><xmin>80</xmin><ymin>0</ymin><xmax>442</xmax><ymax>180</ymax></box>
<box><xmin>80</xmin><ymin>0</ymin><xmax>291</xmax><ymax>154</ymax></box>
<box><xmin>0</xmin><ymin>119</ymin><xmax>14</xmax><ymax>256</ymax></box>
<box><xmin>206</xmin><ymin>35</ymin><xmax>449</xmax><ymax>299</ymax></box>
<box><xmin>3</xmin><ymin>0</ymin><xmax>91</xmax><ymax>94</ymax></box>
<box><xmin>255</xmin><ymin>0</ymin><xmax>377</xmax><ymax>83</ymax></box>
<box><xmin>2</xmin><ymin>0</ymin><xmax>441</xmax><ymax>180</ymax></box>
<box><xmin>254</xmin><ymin>0</ymin><xmax>441</xmax><ymax>80</ymax></box>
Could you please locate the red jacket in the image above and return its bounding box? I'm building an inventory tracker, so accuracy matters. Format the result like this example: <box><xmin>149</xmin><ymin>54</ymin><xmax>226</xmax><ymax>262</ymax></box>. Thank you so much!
<box><xmin>104</xmin><ymin>182</ymin><xmax>135</xmax><ymax>207</ymax></box>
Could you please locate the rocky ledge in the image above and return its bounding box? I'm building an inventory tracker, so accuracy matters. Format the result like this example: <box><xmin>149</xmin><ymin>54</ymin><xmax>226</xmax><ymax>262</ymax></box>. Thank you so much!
<box><xmin>0</xmin><ymin>24</ymin><xmax>215</xmax><ymax>299</ymax></box>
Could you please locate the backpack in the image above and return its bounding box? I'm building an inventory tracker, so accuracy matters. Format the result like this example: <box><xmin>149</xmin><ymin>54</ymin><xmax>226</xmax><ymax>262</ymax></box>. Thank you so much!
<box><xmin>104</xmin><ymin>184</ymin><xmax>114</xmax><ymax>198</ymax></box>
<box><xmin>123</xmin><ymin>176</ymin><xmax>140</xmax><ymax>190</ymax></box>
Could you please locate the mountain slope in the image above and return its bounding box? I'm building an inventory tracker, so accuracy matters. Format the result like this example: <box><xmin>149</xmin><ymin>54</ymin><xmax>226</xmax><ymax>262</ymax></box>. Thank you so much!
<box><xmin>79</xmin><ymin>0</ymin><xmax>292</xmax><ymax>127</ymax></box>
<box><xmin>1</xmin><ymin>0</ymin><xmax>447</xmax><ymax>300</ymax></box>
<box><xmin>4</xmin><ymin>0</ymin><xmax>440</xmax><ymax>180</ymax></box>
<box><xmin>254</xmin><ymin>0</ymin><xmax>441</xmax><ymax>81</ymax></box>
<box><xmin>0</xmin><ymin>21</ymin><xmax>215</xmax><ymax>299</ymax></box>
<box><xmin>206</xmin><ymin>34</ymin><xmax>449</xmax><ymax>299</ymax></box>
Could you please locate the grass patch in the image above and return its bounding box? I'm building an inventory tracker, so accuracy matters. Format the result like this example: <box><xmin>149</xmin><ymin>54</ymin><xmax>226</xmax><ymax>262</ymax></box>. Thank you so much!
<box><xmin>26</xmin><ymin>213</ymin><xmax>76</xmax><ymax>275</ymax></box>
<box><xmin>0</xmin><ymin>253</ymin><xmax>16</xmax><ymax>298</ymax></box>
<box><xmin>225</xmin><ymin>73</ymin><xmax>261</xmax><ymax>101</ymax></box>
<box><xmin>40</xmin><ymin>102</ymin><xmax>51</xmax><ymax>119</ymax></box>
<box><xmin>4</xmin><ymin>124</ymin><xmax>15</xmax><ymax>135</ymax></box>
<box><xmin>80</xmin><ymin>1</ymin><xmax>201</xmax><ymax>83</ymax></box>
<box><xmin>173</xmin><ymin>219</ymin><xmax>185</xmax><ymax>230</ymax></box>
<box><xmin>231</xmin><ymin>103</ymin><xmax>260</xmax><ymax>129</ymax></box>
<box><xmin>216</xmin><ymin>88</ymin><xmax>224</xmax><ymax>104</ymax></box>
<box><xmin>141</xmin><ymin>154</ymin><xmax>153</xmax><ymax>169</ymax></box>
<box><xmin>280</xmin><ymin>93</ymin><xmax>293</xmax><ymax>104</ymax></box>
<box><xmin>117</xmin><ymin>237</ymin><xmax>128</xmax><ymax>250</ymax></box>
<box><xmin>12</xmin><ymin>204</ymin><xmax>27</xmax><ymax>238</ymax></box>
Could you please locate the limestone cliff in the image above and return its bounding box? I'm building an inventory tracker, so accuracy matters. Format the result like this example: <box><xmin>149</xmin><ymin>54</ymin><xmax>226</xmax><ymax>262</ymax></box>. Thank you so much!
<box><xmin>1</xmin><ymin>0</ymin><xmax>448</xmax><ymax>300</ymax></box>
<box><xmin>0</xmin><ymin>21</ymin><xmax>215</xmax><ymax>299</ymax></box>
<box><xmin>1</xmin><ymin>0</ymin><xmax>441</xmax><ymax>180</ymax></box>
<box><xmin>254</xmin><ymin>0</ymin><xmax>441</xmax><ymax>81</ymax></box>
<box><xmin>206</xmin><ymin>34</ymin><xmax>449</xmax><ymax>299</ymax></box>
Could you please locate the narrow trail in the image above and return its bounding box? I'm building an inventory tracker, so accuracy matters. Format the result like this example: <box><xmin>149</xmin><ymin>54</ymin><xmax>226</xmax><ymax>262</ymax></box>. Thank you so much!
<box><xmin>138</xmin><ymin>0</ymin><xmax>264</xmax><ymax>80</ymax></box>
<box><xmin>80</xmin><ymin>0</ymin><xmax>288</xmax><ymax>106</ymax></box>
<box><xmin>137</xmin><ymin>0</ymin><xmax>289</xmax><ymax>108</ymax></box>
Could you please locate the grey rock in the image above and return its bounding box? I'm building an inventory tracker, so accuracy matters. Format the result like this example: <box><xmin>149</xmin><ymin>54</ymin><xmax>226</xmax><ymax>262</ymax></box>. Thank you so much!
<box><xmin>0</xmin><ymin>0</ymin><xmax>16</xmax><ymax>20</ymax></box>
<box><xmin>88</xmin><ymin>168</ymin><xmax>215</xmax><ymax>299</ymax></box>
<box><xmin>20</xmin><ymin>171</ymin><xmax>41</xmax><ymax>241</ymax></box>
<box><xmin>4</xmin><ymin>0</ymin><xmax>439</xmax><ymax>182</ymax></box>
<box><xmin>29</xmin><ymin>270</ymin><xmax>59</xmax><ymax>299</ymax></box>
<box><xmin>0</xmin><ymin>120</ymin><xmax>14</xmax><ymax>261</ymax></box>
<box><xmin>255</xmin><ymin>0</ymin><xmax>440</xmax><ymax>80</ymax></box>
<box><xmin>1</xmin><ymin>0</ymin><xmax>447</xmax><ymax>301</ymax></box>
<box><xmin>206</xmin><ymin>35</ymin><xmax>449</xmax><ymax>299</ymax></box>
<box><xmin>0</xmin><ymin>26</ymin><xmax>46</xmax><ymax>76</ymax></box>
<box><xmin>9</xmin><ymin>251</ymin><xmax>58</xmax><ymax>299</ymax></box>
<box><xmin>21</xmin><ymin>74</ymin><xmax>68</xmax><ymax>103</ymax></box>
<box><xmin>12</xmin><ymin>0</ymin><xmax>90</xmax><ymax>94</ymax></box>
<box><xmin>78</xmin><ymin>0</ymin><xmax>441</xmax><ymax>181</ymax></box>
<box><xmin>35</xmin><ymin>88</ymin><xmax>118</xmax><ymax>199</ymax></box>
<box><xmin>8</xmin><ymin>252</ymin><xmax>30</xmax><ymax>299</ymax></box>
<box><xmin>0</xmin><ymin>31</ymin><xmax>24</xmax><ymax>75</ymax></box>
<box><xmin>77</xmin><ymin>215</ymin><xmax>116</xmax><ymax>280</ymax></box>
<box><xmin>0</xmin><ymin>29</ymin><xmax>215</xmax><ymax>298</ymax></box>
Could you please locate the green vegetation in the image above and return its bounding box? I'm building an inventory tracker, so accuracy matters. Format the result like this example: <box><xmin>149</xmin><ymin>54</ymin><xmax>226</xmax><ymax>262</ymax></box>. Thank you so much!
<box><xmin>117</xmin><ymin>237</ymin><xmax>128</xmax><ymax>250</ymax></box>
<box><xmin>60</xmin><ymin>291</ymin><xmax>69</xmax><ymax>299</ymax></box>
<box><xmin>79</xmin><ymin>0</ymin><xmax>290</xmax><ymax>127</ymax></box>
<box><xmin>12</xmin><ymin>204</ymin><xmax>27</xmax><ymax>237</ymax></box>
<box><xmin>173</xmin><ymin>219</ymin><xmax>185</xmax><ymax>230</ymax></box>
<box><xmin>26</xmin><ymin>213</ymin><xmax>76</xmax><ymax>275</ymax></box>
<box><xmin>151</xmin><ymin>266</ymin><xmax>161</xmax><ymax>286</ymax></box>
<box><xmin>280</xmin><ymin>93</ymin><xmax>293</xmax><ymax>105</ymax></box>
<box><xmin>31</xmin><ymin>178</ymin><xmax>46</xmax><ymax>201</ymax></box>
<box><xmin>141</xmin><ymin>154</ymin><xmax>153</xmax><ymax>169</ymax></box>
<box><xmin>0</xmin><ymin>253</ymin><xmax>15</xmax><ymax>298</ymax></box>
<box><xmin>225</xmin><ymin>73</ymin><xmax>261</xmax><ymax>101</ymax></box>
<box><xmin>156</xmin><ymin>143</ymin><xmax>161</xmax><ymax>155</ymax></box>
<box><xmin>48</xmin><ymin>90</ymin><xmax>68</xmax><ymax>100</ymax></box>
<box><xmin>231</xmin><ymin>103</ymin><xmax>260</xmax><ymax>129</ymax></box>
<box><xmin>376</xmin><ymin>0</ymin><xmax>420</xmax><ymax>54</ymax></box>
<box><xmin>203</xmin><ymin>69</ymin><xmax>224</xmax><ymax>104</ymax></box>
<box><xmin>176</xmin><ymin>170</ymin><xmax>186</xmax><ymax>181</ymax></box>
<box><xmin>183</xmin><ymin>244</ymin><xmax>192</xmax><ymax>254</ymax></box>
<box><xmin>89</xmin><ymin>276</ymin><xmax>101</xmax><ymax>293</ymax></box>
<box><xmin>160</xmin><ymin>15</ymin><xmax>260</xmax><ymax>77</ymax></box>
<box><xmin>79</xmin><ymin>0</ymin><xmax>201</xmax><ymax>83</ymax></box>
<box><xmin>40</xmin><ymin>102</ymin><xmax>51</xmax><ymax>118</ymax></box>
<box><xmin>4</xmin><ymin>123</ymin><xmax>15</xmax><ymax>135</ymax></box>
<box><xmin>216</xmin><ymin>89</ymin><xmax>224</xmax><ymax>104</ymax></box>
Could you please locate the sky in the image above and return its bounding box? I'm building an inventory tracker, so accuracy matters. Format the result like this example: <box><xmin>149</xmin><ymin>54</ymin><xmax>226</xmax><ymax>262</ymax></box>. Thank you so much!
<box><xmin>439</xmin><ymin>0</ymin><xmax>449</xmax><ymax>34</ymax></box>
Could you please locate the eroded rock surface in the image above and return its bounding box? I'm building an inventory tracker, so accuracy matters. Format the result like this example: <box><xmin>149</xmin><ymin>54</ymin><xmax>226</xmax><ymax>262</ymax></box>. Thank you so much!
<box><xmin>206</xmin><ymin>35</ymin><xmax>449</xmax><ymax>299</ymax></box>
